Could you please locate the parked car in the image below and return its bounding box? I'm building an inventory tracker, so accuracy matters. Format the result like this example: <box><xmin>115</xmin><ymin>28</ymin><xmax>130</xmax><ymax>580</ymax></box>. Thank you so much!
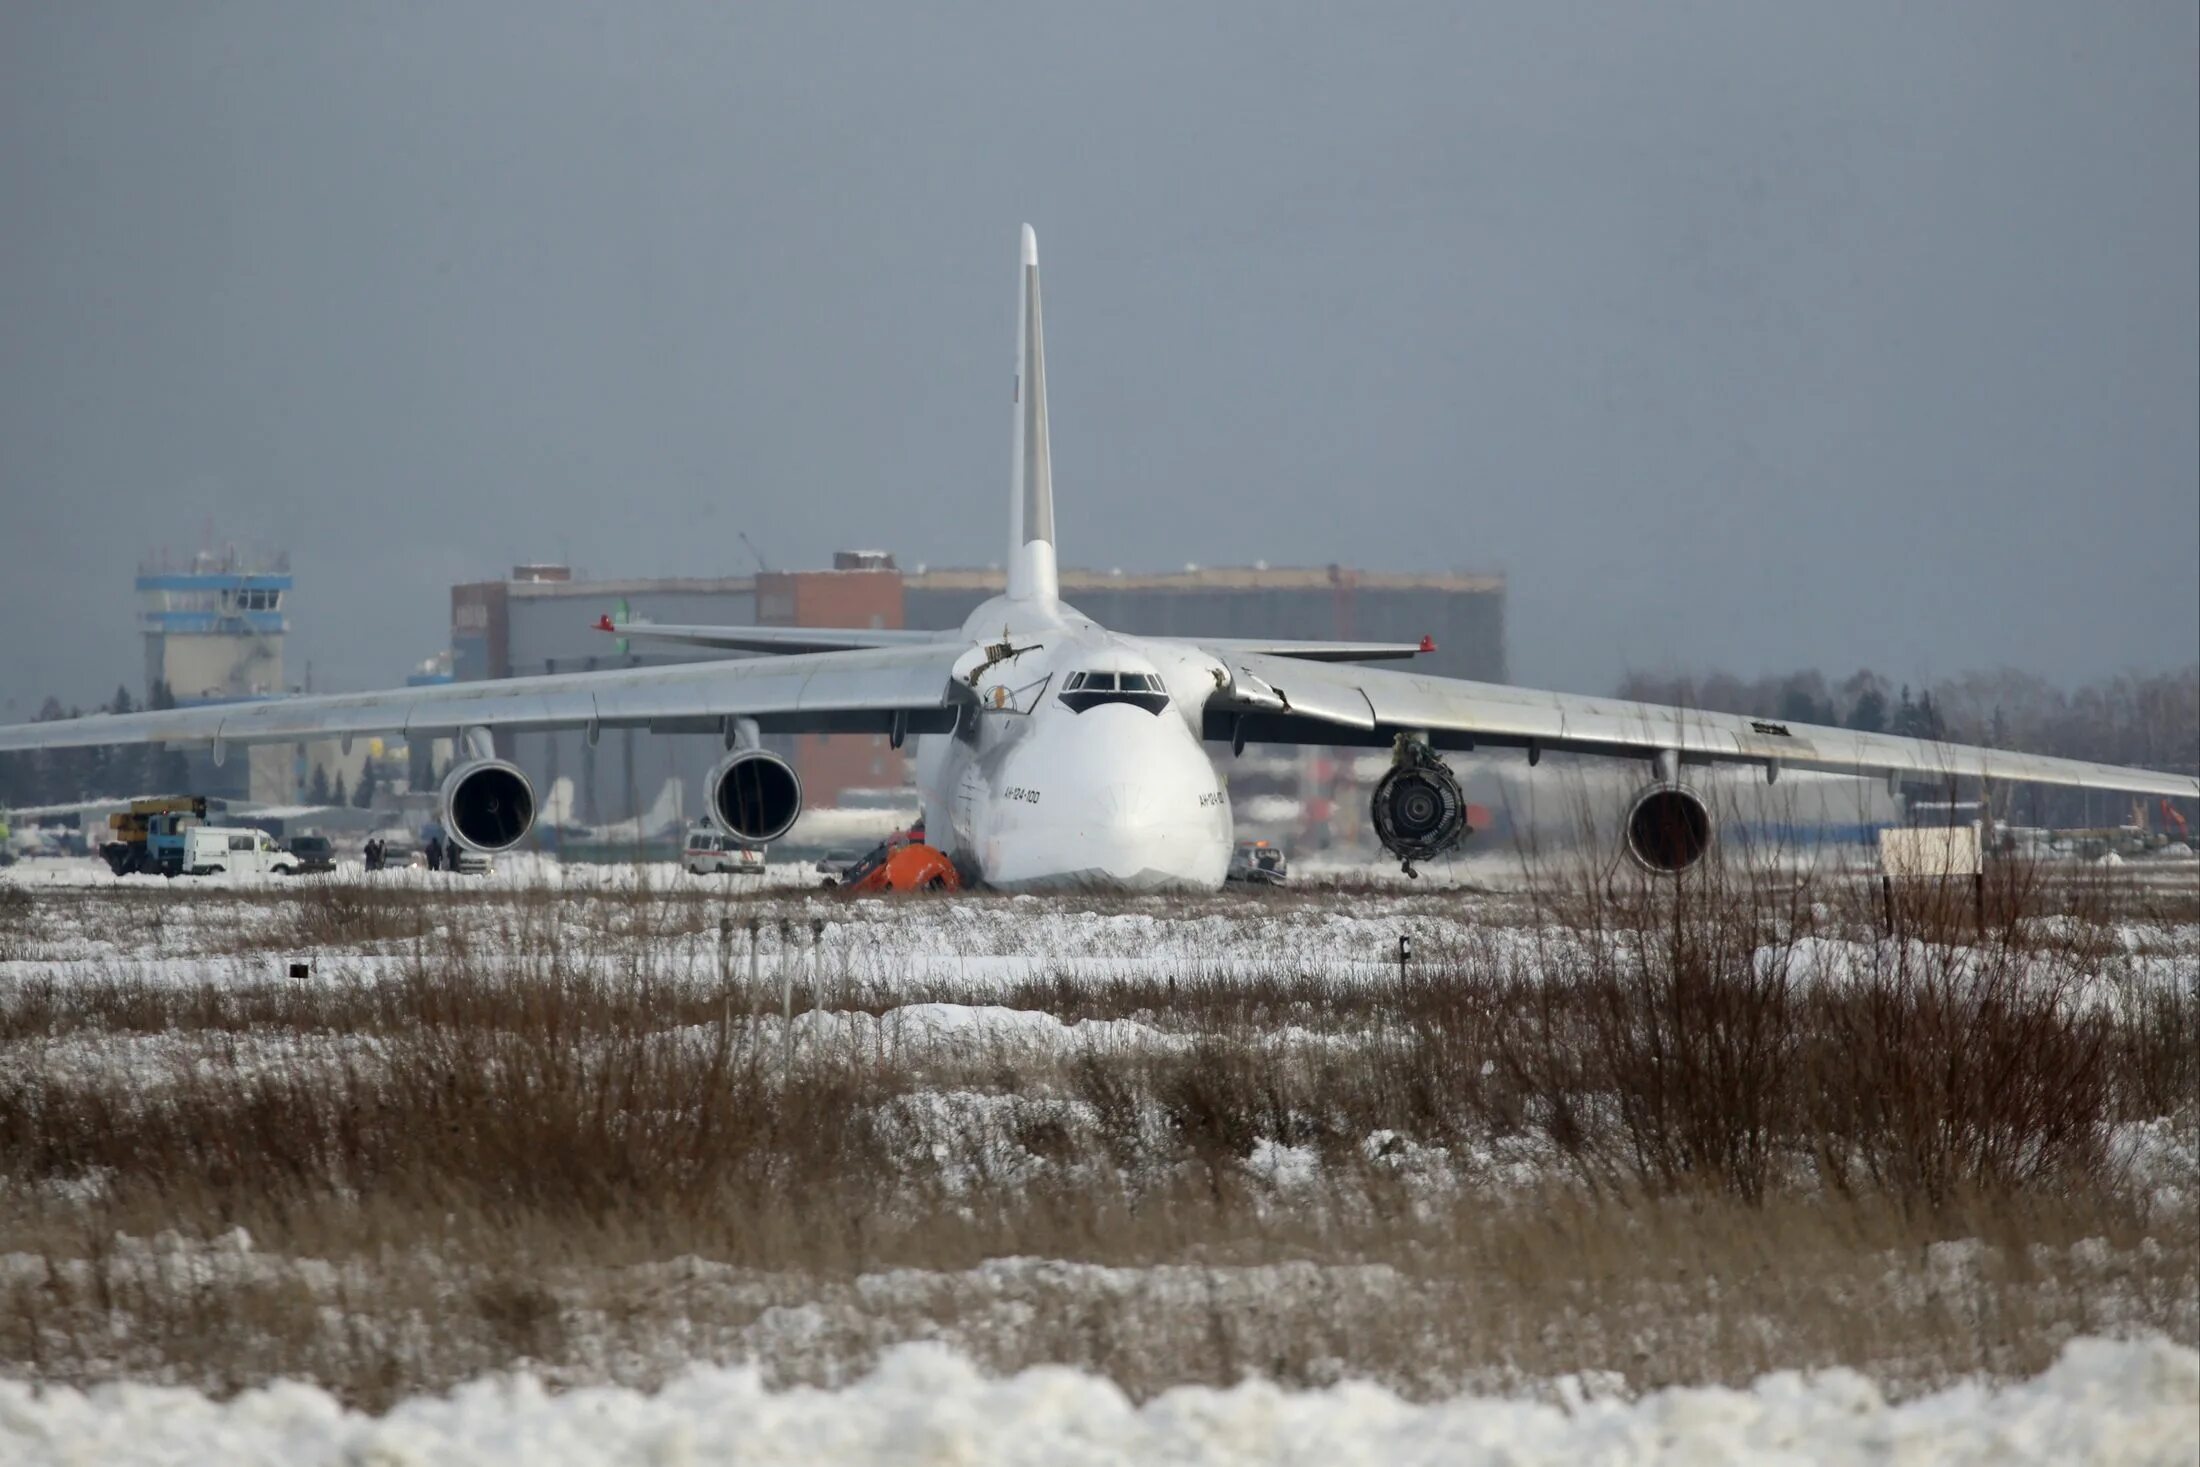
<box><xmin>179</xmin><ymin>826</ymin><xmax>300</xmax><ymax>878</ymax></box>
<box><xmin>284</xmin><ymin>834</ymin><xmax>337</xmax><ymax>874</ymax></box>
<box><xmin>684</xmin><ymin>824</ymin><xmax>766</xmax><ymax>876</ymax></box>
<box><xmin>1224</xmin><ymin>839</ymin><xmax>1288</xmax><ymax>886</ymax></box>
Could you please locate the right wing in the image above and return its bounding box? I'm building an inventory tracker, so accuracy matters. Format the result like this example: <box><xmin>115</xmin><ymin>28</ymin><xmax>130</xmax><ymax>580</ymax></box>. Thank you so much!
<box><xmin>0</xmin><ymin>643</ymin><xmax>970</xmax><ymax>753</ymax></box>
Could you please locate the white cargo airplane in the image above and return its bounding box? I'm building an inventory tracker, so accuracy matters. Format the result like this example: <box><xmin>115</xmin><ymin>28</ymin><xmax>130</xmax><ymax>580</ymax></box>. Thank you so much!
<box><xmin>5</xmin><ymin>227</ymin><xmax>2193</xmax><ymax>888</ymax></box>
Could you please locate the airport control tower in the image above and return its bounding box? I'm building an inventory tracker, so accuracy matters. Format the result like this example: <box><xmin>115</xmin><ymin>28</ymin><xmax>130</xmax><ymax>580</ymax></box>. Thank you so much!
<box><xmin>137</xmin><ymin>547</ymin><xmax>292</xmax><ymax>706</ymax></box>
<box><xmin>137</xmin><ymin>547</ymin><xmax>293</xmax><ymax>799</ymax></box>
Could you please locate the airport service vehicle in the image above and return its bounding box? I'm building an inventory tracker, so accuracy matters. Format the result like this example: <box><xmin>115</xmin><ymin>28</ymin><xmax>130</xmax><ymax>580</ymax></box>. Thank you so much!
<box><xmin>178</xmin><ymin>826</ymin><xmax>299</xmax><ymax>877</ymax></box>
<box><xmin>838</xmin><ymin>834</ymin><xmax>961</xmax><ymax>894</ymax></box>
<box><xmin>814</xmin><ymin>849</ymin><xmax>861</xmax><ymax>881</ymax></box>
<box><xmin>684</xmin><ymin>824</ymin><xmax>766</xmax><ymax>876</ymax></box>
<box><xmin>100</xmin><ymin>795</ymin><xmax>214</xmax><ymax>876</ymax></box>
<box><xmin>1</xmin><ymin>229</ymin><xmax>2191</xmax><ymax>889</ymax></box>
<box><xmin>284</xmin><ymin>834</ymin><xmax>337</xmax><ymax>874</ymax></box>
<box><xmin>1225</xmin><ymin>840</ymin><xmax>1288</xmax><ymax>886</ymax></box>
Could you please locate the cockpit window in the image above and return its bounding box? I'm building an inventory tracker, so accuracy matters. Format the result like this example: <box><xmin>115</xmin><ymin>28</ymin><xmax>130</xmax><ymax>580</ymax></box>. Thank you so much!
<box><xmin>1060</xmin><ymin>670</ymin><xmax>1169</xmax><ymax>715</ymax></box>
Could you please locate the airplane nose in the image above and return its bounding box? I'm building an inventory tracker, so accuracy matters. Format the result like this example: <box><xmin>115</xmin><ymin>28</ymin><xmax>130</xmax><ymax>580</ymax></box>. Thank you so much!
<box><xmin>986</xmin><ymin>706</ymin><xmax>1230</xmax><ymax>890</ymax></box>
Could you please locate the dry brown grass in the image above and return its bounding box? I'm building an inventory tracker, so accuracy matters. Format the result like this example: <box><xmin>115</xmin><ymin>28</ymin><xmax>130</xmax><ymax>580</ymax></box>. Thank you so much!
<box><xmin>4</xmin><ymin>1181</ymin><xmax>2184</xmax><ymax>1410</ymax></box>
<box><xmin>0</xmin><ymin>854</ymin><xmax>2192</xmax><ymax>1408</ymax></box>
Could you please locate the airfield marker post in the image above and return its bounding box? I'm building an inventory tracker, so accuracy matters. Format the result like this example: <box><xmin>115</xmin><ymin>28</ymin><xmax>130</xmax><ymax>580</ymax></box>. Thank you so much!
<box><xmin>717</xmin><ymin>916</ymin><xmax>734</xmax><ymax>1036</ymax></box>
<box><xmin>779</xmin><ymin>917</ymin><xmax>795</xmax><ymax>1083</ymax></box>
<box><xmin>742</xmin><ymin>916</ymin><xmax>760</xmax><ymax>1056</ymax></box>
<box><xmin>1398</xmin><ymin>934</ymin><xmax>1411</xmax><ymax>984</ymax></box>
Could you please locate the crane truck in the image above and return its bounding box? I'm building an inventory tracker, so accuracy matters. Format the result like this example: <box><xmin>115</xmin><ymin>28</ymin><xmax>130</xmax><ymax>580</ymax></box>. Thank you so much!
<box><xmin>101</xmin><ymin>796</ymin><xmax>216</xmax><ymax>876</ymax></box>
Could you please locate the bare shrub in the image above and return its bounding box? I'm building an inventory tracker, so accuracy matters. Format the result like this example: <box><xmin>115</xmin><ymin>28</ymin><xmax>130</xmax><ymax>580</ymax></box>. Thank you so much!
<box><xmin>1800</xmin><ymin>957</ymin><xmax>2112</xmax><ymax>1205</ymax></box>
<box><xmin>1574</xmin><ymin>874</ymin><xmax>1803</xmax><ymax>1202</ymax></box>
<box><xmin>0</xmin><ymin>885</ymin><xmax>33</xmax><ymax>961</ymax></box>
<box><xmin>1443</xmin><ymin>836</ymin><xmax>2143</xmax><ymax>1207</ymax></box>
<box><xmin>2114</xmin><ymin>981</ymin><xmax>2200</xmax><ymax>1124</ymax></box>
<box><xmin>287</xmin><ymin>881</ymin><xmax>427</xmax><ymax>949</ymax></box>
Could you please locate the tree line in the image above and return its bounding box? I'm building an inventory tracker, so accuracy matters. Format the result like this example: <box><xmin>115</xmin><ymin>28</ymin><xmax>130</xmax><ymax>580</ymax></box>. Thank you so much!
<box><xmin>0</xmin><ymin>685</ymin><xmax>191</xmax><ymax>811</ymax></box>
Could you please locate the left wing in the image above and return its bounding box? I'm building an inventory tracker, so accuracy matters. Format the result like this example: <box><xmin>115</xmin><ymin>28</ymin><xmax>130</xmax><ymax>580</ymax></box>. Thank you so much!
<box><xmin>1202</xmin><ymin>651</ymin><xmax>2200</xmax><ymax>799</ymax></box>
<box><xmin>0</xmin><ymin>643</ymin><xmax>970</xmax><ymax>754</ymax></box>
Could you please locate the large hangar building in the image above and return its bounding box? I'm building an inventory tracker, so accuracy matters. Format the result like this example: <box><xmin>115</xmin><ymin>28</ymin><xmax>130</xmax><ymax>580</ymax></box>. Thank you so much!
<box><xmin>449</xmin><ymin>557</ymin><xmax>1505</xmax><ymax>836</ymax></box>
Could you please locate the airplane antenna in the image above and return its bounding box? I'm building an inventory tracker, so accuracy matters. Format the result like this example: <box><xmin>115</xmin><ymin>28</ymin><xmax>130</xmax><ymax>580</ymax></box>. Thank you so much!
<box><xmin>738</xmin><ymin>532</ymin><xmax>771</xmax><ymax>574</ymax></box>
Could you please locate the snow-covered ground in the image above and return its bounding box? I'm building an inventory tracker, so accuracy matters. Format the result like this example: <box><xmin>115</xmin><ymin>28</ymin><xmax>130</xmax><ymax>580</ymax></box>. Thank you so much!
<box><xmin>1</xmin><ymin>1335</ymin><xmax>2192</xmax><ymax>1467</ymax></box>
<box><xmin>1</xmin><ymin>858</ymin><xmax>2193</xmax><ymax>1459</ymax></box>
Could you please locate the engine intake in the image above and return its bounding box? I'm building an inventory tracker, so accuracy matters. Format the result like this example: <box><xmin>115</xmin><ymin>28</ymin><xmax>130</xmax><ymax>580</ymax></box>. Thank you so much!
<box><xmin>1624</xmin><ymin>782</ymin><xmax>1713</xmax><ymax>873</ymax></box>
<box><xmin>1371</xmin><ymin>741</ymin><xmax>1471</xmax><ymax>876</ymax></box>
<box><xmin>708</xmin><ymin>748</ymin><xmax>803</xmax><ymax>843</ymax></box>
<box><xmin>440</xmin><ymin>760</ymin><xmax>537</xmax><ymax>853</ymax></box>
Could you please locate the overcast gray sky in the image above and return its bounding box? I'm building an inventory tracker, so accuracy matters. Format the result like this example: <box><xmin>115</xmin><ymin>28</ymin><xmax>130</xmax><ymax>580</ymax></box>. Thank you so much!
<box><xmin>3</xmin><ymin>2</ymin><xmax>2194</xmax><ymax>714</ymax></box>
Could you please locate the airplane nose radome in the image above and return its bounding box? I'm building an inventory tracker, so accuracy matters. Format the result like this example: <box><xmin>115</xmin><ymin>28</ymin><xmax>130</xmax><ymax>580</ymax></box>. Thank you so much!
<box><xmin>984</xmin><ymin>707</ymin><xmax>1230</xmax><ymax>892</ymax></box>
<box><xmin>1102</xmin><ymin>783</ymin><xmax>1150</xmax><ymax>829</ymax></box>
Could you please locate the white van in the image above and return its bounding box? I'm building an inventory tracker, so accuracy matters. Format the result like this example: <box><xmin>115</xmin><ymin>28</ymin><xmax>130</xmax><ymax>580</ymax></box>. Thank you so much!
<box><xmin>180</xmin><ymin>826</ymin><xmax>300</xmax><ymax>877</ymax></box>
<box><xmin>683</xmin><ymin>825</ymin><xmax>766</xmax><ymax>876</ymax></box>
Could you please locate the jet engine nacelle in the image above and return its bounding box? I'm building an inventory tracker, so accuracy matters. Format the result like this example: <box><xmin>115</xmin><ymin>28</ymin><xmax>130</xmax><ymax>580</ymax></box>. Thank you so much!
<box><xmin>708</xmin><ymin>748</ymin><xmax>803</xmax><ymax>844</ymax></box>
<box><xmin>440</xmin><ymin>759</ymin><xmax>537</xmax><ymax>853</ymax></box>
<box><xmin>1623</xmin><ymin>782</ymin><xmax>1714</xmax><ymax>874</ymax></box>
<box><xmin>1371</xmin><ymin>742</ymin><xmax>1472</xmax><ymax>875</ymax></box>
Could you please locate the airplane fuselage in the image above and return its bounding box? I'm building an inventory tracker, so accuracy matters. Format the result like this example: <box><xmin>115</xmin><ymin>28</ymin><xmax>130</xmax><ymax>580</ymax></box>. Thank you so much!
<box><xmin>911</xmin><ymin>595</ymin><xmax>1235</xmax><ymax>890</ymax></box>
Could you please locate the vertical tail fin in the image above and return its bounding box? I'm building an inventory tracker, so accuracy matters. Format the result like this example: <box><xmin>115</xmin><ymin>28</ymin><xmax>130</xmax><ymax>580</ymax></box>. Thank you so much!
<box><xmin>1009</xmin><ymin>223</ymin><xmax>1059</xmax><ymax>603</ymax></box>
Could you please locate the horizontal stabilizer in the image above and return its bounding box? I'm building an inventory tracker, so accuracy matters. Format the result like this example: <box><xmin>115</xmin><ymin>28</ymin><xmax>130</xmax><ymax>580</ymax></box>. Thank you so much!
<box><xmin>1174</xmin><ymin>636</ymin><xmax>1436</xmax><ymax>664</ymax></box>
<box><xmin>595</xmin><ymin>618</ymin><xmax>946</xmax><ymax>656</ymax></box>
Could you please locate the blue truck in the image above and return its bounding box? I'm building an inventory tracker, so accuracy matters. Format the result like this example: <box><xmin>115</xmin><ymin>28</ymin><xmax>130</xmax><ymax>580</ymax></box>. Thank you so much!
<box><xmin>101</xmin><ymin>796</ymin><xmax>217</xmax><ymax>876</ymax></box>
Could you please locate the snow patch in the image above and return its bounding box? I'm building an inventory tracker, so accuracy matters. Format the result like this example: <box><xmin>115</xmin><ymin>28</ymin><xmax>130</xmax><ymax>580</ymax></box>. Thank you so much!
<box><xmin>0</xmin><ymin>1335</ymin><xmax>2191</xmax><ymax>1466</ymax></box>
